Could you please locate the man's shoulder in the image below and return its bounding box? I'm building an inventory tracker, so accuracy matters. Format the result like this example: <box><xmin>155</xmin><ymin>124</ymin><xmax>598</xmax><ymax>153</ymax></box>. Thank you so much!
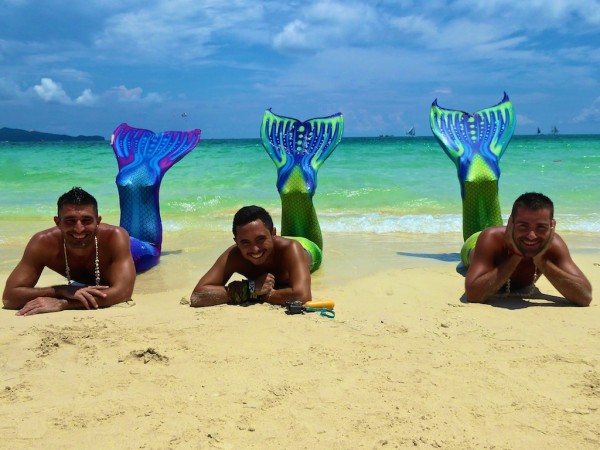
<box><xmin>475</xmin><ymin>226</ymin><xmax>507</xmax><ymax>254</ymax></box>
<box><xmin>98</xmin><ymin>223</ymin><xmax>130</xmax><ymax>240</ymax></box>
<box><xmin>30</xmin><ymin>227</ymin><xmax>61</xmax><ymax>245</ymax></box>
<box><xmin>274</xmin><ymin>235</ymin><xmax>295</xmax><ymax>247</ymax></box>
<box><xmin>480</xmin><ymin>225</ymin><xmax>506</xmax><ymax>237</ymax></box>
<box><xmin>273</xmin><ymin>236</ymin><xmax>305</xmax><ymax>253</ymax></box>
<box><xmin>99</xmin><ymin>222</ymin><xmax>127</xmax><ymax>233</ymax></box>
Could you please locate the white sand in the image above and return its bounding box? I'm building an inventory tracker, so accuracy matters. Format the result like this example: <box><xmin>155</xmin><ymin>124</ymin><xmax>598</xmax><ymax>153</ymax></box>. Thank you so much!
<box><xmin>1</xmin><ymin>224</ymin><xmax>599</xmax><ymax>449</ymax></box>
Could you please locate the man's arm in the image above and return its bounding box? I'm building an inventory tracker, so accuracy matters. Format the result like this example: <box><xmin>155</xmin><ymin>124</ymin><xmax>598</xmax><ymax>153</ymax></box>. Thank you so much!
<box><xmin>3</xmin><ymin>235</ymin><xmax>64</xmax><ymax>310</ymax></box>
<box><xmin>3</xmin><ymin>229</ymin><xmax>135</xmax><ymax>315</ymax></box>
<box><xmin>190</xmin><ymin>248</ymin><xmax>236</xmax><ymax>307</ymax></box>
<box><xmin>534</xmin><ymin>235</ymin><xmax>592</xmax><ymax>306</ymax></box>
<box><xmin>98</xmin><ymin>227</ymin><xmax>136</xmax><ymax>307</ymax></box>
<box><xmin>465</xmin><ymin>228</ymin><xmax>520</xmax><ymax>303</ymax></box>
<box><xmin>260</xmin><ymin>241</ymin><xmax>311</xmax><ymax>306</ymax></box>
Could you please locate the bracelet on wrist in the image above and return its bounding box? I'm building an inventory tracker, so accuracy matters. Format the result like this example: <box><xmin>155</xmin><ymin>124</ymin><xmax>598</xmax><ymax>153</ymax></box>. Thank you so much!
<box><xmin>248</xmin><ymin>280</ymin><xmax>256</xmax><ymax>299</ymax></box>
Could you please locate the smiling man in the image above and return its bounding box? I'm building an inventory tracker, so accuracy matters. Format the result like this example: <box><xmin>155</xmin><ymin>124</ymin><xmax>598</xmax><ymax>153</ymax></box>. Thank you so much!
<box><xmin>3</xmin><ymin>187</ymin><xmax>135</xmax><ymax>316</ymax></box>
<box><xmin>190</xmin><ymin>206</ymin><xmax>313</xmax><ymax>307</ymax></box>
<box><xmin>190</xmin><ymin>110</ymin><xmax>343</xmax><ymax>308</ymax></box>
<box><xmin>464</xmin><ymin>193</ymin><xmax>592</xmax><ymax>305</ymax></box>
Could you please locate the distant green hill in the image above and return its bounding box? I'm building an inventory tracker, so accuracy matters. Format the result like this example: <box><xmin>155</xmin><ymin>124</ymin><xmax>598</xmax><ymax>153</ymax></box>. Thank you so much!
<box><xmin>0</xmin><ymin>127</ymin><xmax>105</xmax><ymax>142</ymax></box>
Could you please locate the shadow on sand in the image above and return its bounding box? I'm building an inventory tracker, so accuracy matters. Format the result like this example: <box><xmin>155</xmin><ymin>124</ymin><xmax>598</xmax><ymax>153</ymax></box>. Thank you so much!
<box><xmin>459</xmin><ymin>288</ymin><xmax>571</xmax><ymax>310</ymax></box>
<box><xmin>397</xmin><ymin>251</ymin><xmax>461</xmax><ymax>263</ymax></box>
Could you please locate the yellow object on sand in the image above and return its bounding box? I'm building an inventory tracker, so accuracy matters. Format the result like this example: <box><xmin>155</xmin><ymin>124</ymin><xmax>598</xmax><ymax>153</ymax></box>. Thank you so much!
<box><xmin>304</xmin><ymin>300</ymin><xmax>335</xmax><ymax>310</ymax></box>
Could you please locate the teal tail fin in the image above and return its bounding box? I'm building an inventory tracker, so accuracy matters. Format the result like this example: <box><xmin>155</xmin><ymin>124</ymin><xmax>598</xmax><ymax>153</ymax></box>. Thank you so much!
<box><xmin>260</xmin><ymin>110</ymin><xmax>343</xmax><ymax>252</ymax></box>
<box><xmin>430</xmin><ymin>93</ymin><xmax>516</xmax><ymax>241</ymax></box>
<box><xmin>261</xmin><ymin>109</ymin><xmax>343</xmax><ymax>196</ymax></box>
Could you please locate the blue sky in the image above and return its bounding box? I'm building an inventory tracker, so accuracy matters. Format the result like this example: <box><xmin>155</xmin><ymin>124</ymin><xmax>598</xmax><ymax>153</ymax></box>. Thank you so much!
<box><xmin>1</xmin><ymin>0</ymin><xmax>599</xmax><ymax>138</ymax></box>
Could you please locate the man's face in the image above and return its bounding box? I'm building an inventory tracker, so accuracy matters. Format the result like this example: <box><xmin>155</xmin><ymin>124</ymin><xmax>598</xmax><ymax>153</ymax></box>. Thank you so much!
<box><xmin>511</xmin><ymin>207</ymin><xmax>554</xmax><ymax>257</ymax></box>
<box><xmin>54</xmin><ymin>204</ymin><xmax>101</xmax><ymax>249</ymax></box>
<box><xmin>234</xmin><ymin>220</ymin><xmax>275</xmax><ymax>266</ymax></box>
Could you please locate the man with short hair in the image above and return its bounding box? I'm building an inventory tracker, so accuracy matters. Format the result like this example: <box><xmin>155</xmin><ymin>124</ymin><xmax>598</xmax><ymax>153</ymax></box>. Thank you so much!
<box><xmin>430</xmin><ymin>95</ymin><xmax>591</xmax><ymax>306</ymax></box>
<box><xmin>465</xmin><ymin>192</ymin><xmax>592</xmax><ymax>305</ymax></box>
<box><xmin>3</xmin><ymin>187</ymin><xmax>136</xmax><ymax>316</ymax></box>
<box><xmin>190</xmin><ymin>110</ymin><xmax>343</xmax><ymax>307</ymax></box>
<box><xmin>191</xmin><ymin>205</ymin><xmax>313</xmax><ymax>307</ymax></box>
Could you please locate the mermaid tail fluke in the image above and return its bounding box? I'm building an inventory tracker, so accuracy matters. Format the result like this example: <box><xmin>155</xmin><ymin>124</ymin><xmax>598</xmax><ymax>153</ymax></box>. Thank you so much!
<box><xmin>261</xmin><ymin>109</ymin><xmax>343</xmax><ymax>196</ymax></box>
<box><xmin>430</xmin><ymin>93</ymin><xmax>516</xmax><ymax>241</ymax></box>
<box><xmin>112</xmin><ymin>123</ymin><xmax>201</xmax><ymax>175</ymax></box>
<box><xmin>260</xmin><ymin>110</ymin><xmax>343</xmax><ymax>260</ymax></box>
<box><xmin>111</xmin><ymin>123</ymin><xmax>201</xmax><ymax>272</ymax></box>
<box><xmin>430</xmin><ymin>92</ymin><xmax>515</xmax><ymax>186</ymax></box>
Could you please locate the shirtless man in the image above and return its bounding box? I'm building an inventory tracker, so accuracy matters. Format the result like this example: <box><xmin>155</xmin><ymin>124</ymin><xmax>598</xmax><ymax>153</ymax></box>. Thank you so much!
<box><xmin>3</xmin><ymin>187</ymin><xmax>136</xmax><ymax>316</ymax></box>
<box><xmin>190</xmin><ymin>206</ymin><xmax>311</xmax><ymax>307</ymax></box>
<box><xmin>190</xmin><ymin>110</ymin><xmax>343</xmax><ymax>308</ymax></box>
<box><xmin>465</xmin><ymin>193</ymin><xmax>592</xmax><ymax>306</ymax></box>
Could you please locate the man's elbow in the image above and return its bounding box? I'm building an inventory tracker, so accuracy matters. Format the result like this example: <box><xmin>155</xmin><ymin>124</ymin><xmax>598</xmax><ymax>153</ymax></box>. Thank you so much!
<box><xmin>2</xmin><ymin>298</ymin><xmax>19</xmax><ymax>310</ymax></box>
<box><xmin>2</xmin><ymin>291</ymin><xmax>21</xmax><ymax>310</ymax></box>
<box><xmin>570</xmin><ymin>293</ymin><xmax>592</xmax><ymax>307</ymax></box>
<box><xmin>190</xmin><ymin>289</ymin><xmax>213</xmax><ymax>307</ymax></box>
<box><xmin>465</xmin><ymin>286</ymin><xmax>487</xmax><ymax>304</ymax></box>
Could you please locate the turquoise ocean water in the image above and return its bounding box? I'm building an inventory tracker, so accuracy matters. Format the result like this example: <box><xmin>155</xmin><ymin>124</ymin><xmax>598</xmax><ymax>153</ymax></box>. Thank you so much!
<box><xmin>0</xmin><ymin>135</ymin><xmax>599</xmax><ymax>241</ymax></box>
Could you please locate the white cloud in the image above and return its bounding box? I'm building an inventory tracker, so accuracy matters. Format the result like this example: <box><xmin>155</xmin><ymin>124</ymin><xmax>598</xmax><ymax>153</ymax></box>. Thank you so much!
<box><xmin>273</xmin><ymin>1</ymin><xmax>379</xmax><ymax>51</ymax></box>
<box><xmin>572</xmin><ymin>96</ymin><xmax>600</xmax><ymax>123</ymax></box>
<box><xmin>33</xmin><ymin>78</ymin><xmax>72</xmax><ymax>104</ymax></box>
<box><xmin>0</xmin><ymin>77</ymin><xmax>25</xmax><ymax>99</ymax></box>
<box><xmin>452</xmin><ymin>0</ymin><xmax>600</xmax><ymax>27</ymax></box>
<box><xmin>516</xmin><ymin>114</ymin><xmax>535</xmax><ymax>125</ymax></box>
<box><xmin>57</xmin><ymin>68</ymin><xmax>93</xmax><ymax>82</ymax></box>
<box><xmin>75</xmin><ymin>88</ymin><xmax>97</xmax><ymax>105</ymax></box>
<box><xmin>33</xmin><ymin>77</ymin><xmax>97</xmax><ymax>106</ymax></box>
<box><xmin>93</xmin><ymin>0</ymin><xmax>268</xmax><ymax>63</ymax></box>
<box><xmin>107</xmin><ymin>85</ymin><xmax>162</xmax><ymax>103</ymax></box>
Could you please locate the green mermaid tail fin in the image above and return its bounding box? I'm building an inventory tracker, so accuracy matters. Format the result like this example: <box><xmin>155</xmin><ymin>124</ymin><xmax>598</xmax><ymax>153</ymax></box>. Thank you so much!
<box><xmin>430</xmin><ymin>92</ymin><xmax>515</xmax><ymax>177</ymax></box>
<box><xmin>430</xmin><ymin>93</ymin><xmax>516</xmax><ymax>241</ymax></box>
<box><xmin>260</xmin><ymin>109</ymin><xmax>344</xmax><ymax>253</ymax></box>
<box><xmin>261</xmin><ymin>109</ymin><xmax>343</xmax><ymax>196</ymax></box>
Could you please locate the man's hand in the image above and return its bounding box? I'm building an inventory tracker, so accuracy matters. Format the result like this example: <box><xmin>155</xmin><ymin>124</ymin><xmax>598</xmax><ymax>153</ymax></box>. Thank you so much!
<box><xmin>503</xmin><ymin>216</ymin><xmax>522</xmax><ymax>256</ymax></box>
<box><xmin>533</xmin><ymin>220</ymin><xmax>556</xmax><ymax>267</ymax></box>
<box><xmin>17</xmin><ymin>297</ymin><xmax>69</xmax><ymax>316</ymax></box>
<box><xmin>55</xmin><ymin>285</ymin><xmax>109</xmax><ymax>310</ymax></box>
<box><xmin>254</xmin><ymin>273</ymin><xmax>275</xmax><ymax>297</ymax></box>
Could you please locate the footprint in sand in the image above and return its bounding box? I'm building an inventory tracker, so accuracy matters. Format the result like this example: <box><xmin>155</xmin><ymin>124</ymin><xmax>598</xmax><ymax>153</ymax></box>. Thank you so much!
<box><xmin>119</xmin><ymin>348</ymin><xmax>170</xmax><ymax>365</ymax></box>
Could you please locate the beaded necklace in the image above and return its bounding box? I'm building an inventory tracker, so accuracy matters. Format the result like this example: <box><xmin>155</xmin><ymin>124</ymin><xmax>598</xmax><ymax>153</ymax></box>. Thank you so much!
<box><xmin>63</xmin><ymin>236</ymin><xmax>100</xmax><ymax>286</ymax></box>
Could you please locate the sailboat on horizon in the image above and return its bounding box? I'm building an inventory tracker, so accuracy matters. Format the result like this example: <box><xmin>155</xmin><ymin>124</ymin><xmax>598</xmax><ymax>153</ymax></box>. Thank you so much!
<box><xmin>406</xmin><ymin>125</ymin><xmax>416</xmax><ymax>137</ymax></box>
<box><xmin>551</xmin><ymin>125</ymin><xmax>559</xmax><ymax>136</ymax></box>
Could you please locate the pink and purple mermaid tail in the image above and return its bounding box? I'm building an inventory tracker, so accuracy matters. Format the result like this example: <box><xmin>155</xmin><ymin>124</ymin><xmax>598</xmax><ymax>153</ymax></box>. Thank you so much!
<box><xmin>111</xmin><ymin>123</ymin><xmax>201</xmax><ymax>272</ymax></box>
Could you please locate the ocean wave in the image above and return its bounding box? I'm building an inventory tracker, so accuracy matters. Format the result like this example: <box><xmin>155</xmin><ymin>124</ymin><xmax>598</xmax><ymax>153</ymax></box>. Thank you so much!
<box><xmin>317</xmin><ymin>213</ymin><xmax>600</xmax><ymax>234</ymax></box>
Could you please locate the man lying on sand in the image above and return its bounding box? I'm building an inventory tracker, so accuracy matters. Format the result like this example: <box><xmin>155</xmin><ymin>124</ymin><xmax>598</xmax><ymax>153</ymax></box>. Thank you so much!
<box><xmin>190</xmin><ymin>110</ymin><xmax>344</xmax><ymax>308</ymax></box>
<box><xmin>2</xmin><ymin>187</ymin><xmax>136</xmax><ymax>316</ymax></box>
<box><xmin>430</xmin><ymin>95</ymin><xmax>591</xmax><ymax>306</ymax></box>
<box><xmin>464</xmin><ymin>193</ymin><xmax>592</xmax><ymax>306</ymax></box>
<box><xmin>190</xmin><ymin>206</ymin><xmax>312</xmax><ymax>307</ymax></box>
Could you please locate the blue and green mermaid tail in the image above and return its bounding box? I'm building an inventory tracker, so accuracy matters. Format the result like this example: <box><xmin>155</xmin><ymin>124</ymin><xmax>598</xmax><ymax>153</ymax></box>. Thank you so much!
<box><xmin>430</xmin><ymin>93</ymin><xmax>516</xmax><ymax>268</ymax></box>
<box><xmin>111</xmin><ymin>123</ymin><xmax>201</xmax><ymax>272</ymax></box>
<box><xmin>260</xmin><ymin>109</ymin><xmax>344</xmax><ymax>271</ymax></box>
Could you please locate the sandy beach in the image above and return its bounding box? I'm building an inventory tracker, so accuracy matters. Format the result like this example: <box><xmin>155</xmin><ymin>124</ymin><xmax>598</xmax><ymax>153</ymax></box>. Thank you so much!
<box><xmin>1</xmin><ymin>222</ymin><xmax>598</xmax><ymax>449</ymax></box>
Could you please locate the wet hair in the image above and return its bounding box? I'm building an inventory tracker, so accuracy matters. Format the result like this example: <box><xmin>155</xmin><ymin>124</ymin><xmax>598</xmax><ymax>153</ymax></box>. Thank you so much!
<box><xmin>511</xmin><ymin>192</ymin><xmax>554</xmax><ymax>219</ymax></box>
<box><xmin>232</xmin><ymin>205</ymin><xmax>274</xmax><ymax>236</ymax></box>
<box><xmin>57</xmin><ymin>187</ymin><xmax>98</xmax><ymax>216</ymax></box>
